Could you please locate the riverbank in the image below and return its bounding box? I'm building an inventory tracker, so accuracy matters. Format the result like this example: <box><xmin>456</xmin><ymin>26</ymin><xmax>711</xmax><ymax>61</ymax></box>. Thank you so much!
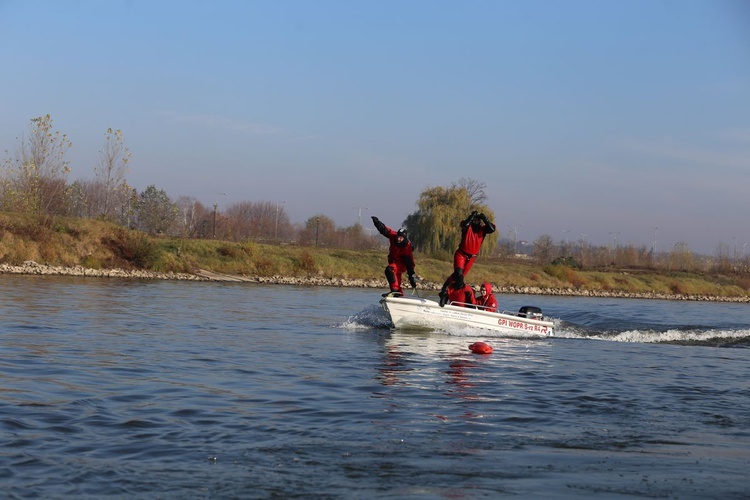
<box><xmin>2</xmin><ymin>214</ymin><xmax>748</xmax><ymax>302</ymax></box>
<box><xmin>3</xmin><ymin>260</ymin><xmax>748</xmax><ymax>303</ymax></box>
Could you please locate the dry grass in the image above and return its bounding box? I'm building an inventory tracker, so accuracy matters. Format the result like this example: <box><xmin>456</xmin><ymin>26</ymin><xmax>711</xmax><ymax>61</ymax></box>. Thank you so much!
<box><xmin>0</xmin><ymin>212</ymin><xmax>748</xmax><ymax>298</ymax></box>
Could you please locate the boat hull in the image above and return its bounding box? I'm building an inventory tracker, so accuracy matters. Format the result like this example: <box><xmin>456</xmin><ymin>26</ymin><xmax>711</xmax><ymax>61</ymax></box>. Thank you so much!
<box><xmin>380</xmin><ymin>296</ymin><xmax>554</xmax><ymax>337</ymax></box>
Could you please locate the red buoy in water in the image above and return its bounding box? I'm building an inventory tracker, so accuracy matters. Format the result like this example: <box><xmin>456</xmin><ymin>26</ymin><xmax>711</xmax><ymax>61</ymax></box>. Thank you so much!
<box><xmin>469</xmin><ymin>342</ymin><xmax>493</xmax><ymax>354</ymax></box>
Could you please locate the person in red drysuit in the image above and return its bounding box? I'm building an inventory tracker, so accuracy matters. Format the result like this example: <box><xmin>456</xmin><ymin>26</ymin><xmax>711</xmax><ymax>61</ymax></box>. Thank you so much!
<box><xmin>371</xmin><ymin>216</ymin><xmax>417</xmax><ymax>296</ymax></box>
<box><xmin>474</xmin><ymin>282</ymin><xmax>498</xmax><ymax>312</ymax></box>
<box><xmin>439</xmin><ymin>211</ymin><xmax>496</xmax><ymax>306</ymax></box>
<box><xmin>444</xmin><ymin>281</ymin><xmax>476</xmax><ymax>307</ymax></box>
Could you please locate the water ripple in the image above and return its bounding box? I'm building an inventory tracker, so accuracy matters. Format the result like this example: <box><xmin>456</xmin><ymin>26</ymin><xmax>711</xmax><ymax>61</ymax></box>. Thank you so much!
<box><xmin>0</xmin><ymin>277</ymin><xmax>748</xmax><ymax>497</ymax></box>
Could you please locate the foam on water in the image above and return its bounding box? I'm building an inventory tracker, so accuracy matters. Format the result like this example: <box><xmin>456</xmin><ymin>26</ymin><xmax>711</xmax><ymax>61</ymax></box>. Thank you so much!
<box><xmin>337</xmin><ymin>304</ymin><xmax>393</xmax><ymax>330</ymax></box>
<box><xmin>605</xmin><ymin>327</ymin><xmax>750</xmax><ymax>344</ymax></box>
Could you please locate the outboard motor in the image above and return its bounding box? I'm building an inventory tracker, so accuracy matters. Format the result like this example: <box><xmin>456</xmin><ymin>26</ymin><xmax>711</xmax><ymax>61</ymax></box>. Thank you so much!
<box><xmin>519</xmin><ymin>306</ymin><xmax>543</xmax><ymax>320</ymax></box>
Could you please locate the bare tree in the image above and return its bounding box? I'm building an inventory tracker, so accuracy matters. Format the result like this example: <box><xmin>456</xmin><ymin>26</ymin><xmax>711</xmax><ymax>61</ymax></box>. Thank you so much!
<box><xmin>713</xmin><ymin>242</ymin><xmax>732</xmax><ymax>273</ymax></box>
<box><xmin>668</xmin><ymin>241</ymin><xmax>694</xmax><ymax>271</ymax></box>
<box><xmin>223</xmin><ymin>201</ymin><xmax>252</xmax><ymax>240</ymax></box>
<box><xmin>1</xmin><ymin>115</ymin><xmax>72</xmax><ymax>215</ymax></box>
<box><xmin>174</xmin><ymin>196</ymin><xmax>208</xmax><ymax>238</ymax></box>
<box><xmin>223</xmin><ymin>201</ymin><xmax>290</xmax><ymax>242</ymax></box>
<box><xmin>95</xmin><ymin>128</ymin><xmax>131</xmax><ymax>220</ymax></box>
<box><xmin>532</xmin><ymin>234</ymin><xmax>556</xmax><ymax>264</ymax></box>
<box><xmin>452</xmin><ymin>177</ymin><xmax>487</xmax><ymax>205</ymax></box>
<box><xmin>65</xmin><ymin>179</ymin><xmax>99</xmax><ymax>218</ymax></box>
<box><xmin>299</xmin><ymin>215</ymin><xmax>337</xmax><ymax>247</ymax></box>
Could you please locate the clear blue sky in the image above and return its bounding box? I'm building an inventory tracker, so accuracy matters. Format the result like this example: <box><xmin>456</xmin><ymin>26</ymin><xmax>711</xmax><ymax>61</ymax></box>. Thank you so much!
<box><xmin>1</xmin><ymin>0</ymin><xmax>748</xmax><ymax>255</ymax></box>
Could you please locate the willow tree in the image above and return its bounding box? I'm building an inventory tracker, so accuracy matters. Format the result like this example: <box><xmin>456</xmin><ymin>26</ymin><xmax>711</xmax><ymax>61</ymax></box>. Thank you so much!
<box><xmin>405</xmin><ymin>180</ymin><xmax>497</xmax><ymax>256</ymax></box>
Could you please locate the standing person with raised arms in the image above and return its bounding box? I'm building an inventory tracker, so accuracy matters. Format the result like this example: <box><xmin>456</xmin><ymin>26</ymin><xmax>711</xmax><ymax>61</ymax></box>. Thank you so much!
<box><xmin>371</xmin><ymin>216</ymin><xmax>417</xmax><ymax>297</ymax></box>
<box><xmin>439</xmin><ymin>211</ymin><xmax>496</xmax><ymax>307</ymax></box>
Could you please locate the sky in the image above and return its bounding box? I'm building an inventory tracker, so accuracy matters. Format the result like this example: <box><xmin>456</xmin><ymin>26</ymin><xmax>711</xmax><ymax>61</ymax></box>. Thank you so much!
<box><xmin>1</xmin><ymin>0</ymin><xmax>748</xmax><ymax>255</ymax></box>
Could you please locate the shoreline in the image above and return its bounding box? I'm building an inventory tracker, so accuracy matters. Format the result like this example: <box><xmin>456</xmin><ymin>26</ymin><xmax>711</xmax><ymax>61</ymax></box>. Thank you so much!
<box><xmin>2</xmin><ymin>261</ymin><xmax>749</xmax><ymax>303</ymax></box>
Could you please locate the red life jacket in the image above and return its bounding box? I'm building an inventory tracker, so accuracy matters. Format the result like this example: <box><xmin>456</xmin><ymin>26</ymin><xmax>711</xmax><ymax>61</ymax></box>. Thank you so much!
<box><xmin>385</xmin><ymin>228</ymin><xmax>415</xmax><ymax>271</ymax></box>
<box><xmin>476</xmin><ymin>282</ymin><xmax>498</xmax><ymax>312</ymax></box>
<box><xmin>447</xmin><ymin>283</ymin><xmax>475</xmax><ymax>306</ymax></box>
<box><xmin>458</xmin><ymin>222</ymin><xmax>495</xmax><ymax>256</ymax></box>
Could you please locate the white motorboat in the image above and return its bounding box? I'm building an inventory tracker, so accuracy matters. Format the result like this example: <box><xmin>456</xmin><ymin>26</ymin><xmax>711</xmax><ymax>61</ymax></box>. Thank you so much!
<box><xmin>379</xmin><ymin>295</ymin><xmax>555</xmax><ymax>337</ymax></box>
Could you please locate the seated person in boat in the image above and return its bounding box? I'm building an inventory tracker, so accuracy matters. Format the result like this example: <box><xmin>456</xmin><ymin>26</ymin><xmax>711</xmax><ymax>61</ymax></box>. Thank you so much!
<box><xmin>474</xmin><ymin>282</ymin><xmax>498</xmax><ymax>312</ymax></box>
<box><xmin>442</xmin><ymin>281</ymin><xmax>476</xmax><ymax>307</ymax></box>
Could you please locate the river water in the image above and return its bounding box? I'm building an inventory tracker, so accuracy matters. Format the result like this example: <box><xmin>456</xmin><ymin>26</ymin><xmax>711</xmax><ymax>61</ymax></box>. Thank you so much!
<box><xmin>1</xmin><ymin>275</ymin><xmax>748</xmax><ymax>498</ymax></box>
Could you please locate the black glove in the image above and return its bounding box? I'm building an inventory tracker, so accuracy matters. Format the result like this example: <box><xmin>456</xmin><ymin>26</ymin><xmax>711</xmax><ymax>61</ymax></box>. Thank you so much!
<box><xmin>372</xmin><ymin>216</ymin><xmax>388</xmax><ymax>236</ymax></box>
<box><xmin>454</xmin><ymin>272</ymin><xmax>465</xmax><ymax>288</ymax></box>
<box><xmin>408</xmin><ymin>272</ymin><xmax>417</xmax><ymax>288</ymax></box>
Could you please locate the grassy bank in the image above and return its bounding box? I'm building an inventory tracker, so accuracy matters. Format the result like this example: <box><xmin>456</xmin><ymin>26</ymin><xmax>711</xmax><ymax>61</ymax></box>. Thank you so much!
<box><xmin>1</xmin><ymin>213</ymin><xmax>749</xmax><ymax>300</ymax></box>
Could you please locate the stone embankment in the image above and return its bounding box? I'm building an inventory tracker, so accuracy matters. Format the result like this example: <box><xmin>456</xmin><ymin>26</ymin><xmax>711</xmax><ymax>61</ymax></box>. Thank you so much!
<box><xmin>1</xmin><ymin>261</ymin><xmax>748</xmax><ymax>303</ymax></box>
<box><xmin>0</xmin><ymin>261</ymin><xmax>205</xmax><ymax>281</ymax></box>
<box><xmin>496</xmin><ymin>285</ymin><xmax>750</xmax><ymax>302</ymax></box>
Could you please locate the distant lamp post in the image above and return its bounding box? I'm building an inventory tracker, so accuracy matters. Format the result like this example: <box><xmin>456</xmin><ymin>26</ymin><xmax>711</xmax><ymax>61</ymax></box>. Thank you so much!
<box><xmin>514</xmin><ymin>224</ymin><xmax>524</xmax><ymax>255</ymax></box>
<box><xmin>609</xmin><ymin>231</ymin><xmax>621</xmax><ymax>249</ymax></box>
<box><xmin>652</xmin><ymin>226</ymin><xmax>659</xmax><ymax>253</ymax></box>
<box><xmin>275</xmin><ymin>201</ymin><xmax>287</xmax><ymax>241</ymax></box>
<box><xmin>213</xmin><ymin>192</ymin><xmax>227</xmax><ymax>239</ymax></box>
<box><xmin>353</xmin><ymin>206</ymin><xmax>368</xmax><ymax>226</ymax></box>
<box><xmin>315</xmin><ymin>217</ymin><xmax>320</xmax><ymax>247</ymax></box>
<box><xmin>609</xmin><ymin>231</ymin><xmax>621</xmax><ymax>259</ymax></box>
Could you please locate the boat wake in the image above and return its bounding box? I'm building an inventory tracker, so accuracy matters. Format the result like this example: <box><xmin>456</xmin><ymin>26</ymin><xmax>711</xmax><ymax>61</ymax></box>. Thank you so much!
<box><xmin>554</xmin><ymin>319</ymin><xmax>750</xmax><ymax>346</ymax></box>
<box><xmin>338</xmin><ymin>304</ymin><xmax>393</xmax><ymax>330</ymax></box>
<box><xmin>593</xmin><ymin>327</ymin><xmax>750</xmax><ymax>346</ymax></box>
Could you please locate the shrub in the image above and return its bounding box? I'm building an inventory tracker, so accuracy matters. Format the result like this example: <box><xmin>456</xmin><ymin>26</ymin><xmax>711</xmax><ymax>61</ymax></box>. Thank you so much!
<box><xmin>296</xmin><ymin>250</ymin><xmax>317</xmax><ymax>274</ymax></box>
<box><xmin>217</xmin><ymin>244</ymin><xmax>241</xmax><ymax>258</ymax></box>
<box><xmin>81</xmin><ymin>255</ymin><xmax>103</xmax><ymax>269</ymax></box>
<box><xmin>670</xmin><ymin>281</ymin><xmax>688</xmax><ymax>295</ymax></box>
<box><xmin>254</xmin><ymin>256</ymin><xmax>277</xmax><ymax>275</ymax></box>
<box><xmin>542</xmin><ymin>264</ymin><xmax>587</xmax><ymax>288</ymax></box>
<box><xmin>239</xmin><ymin>241</ymin><xmax>256</xmax><ymax>257</ymax></box>
<box><xmin>152</xmin><ymin>252</ymin><xmax>191</xmax><ymax>273</ymax></box>
<box><xmin>592</xmin><ymin>274</ymin><xmax>613</xmax><ymax>291</ymax></box>
<box><xmin>104</xmin><ymin>229</ymin><xmax>158</xmax><ymax>268</ymax></box>
<box><xmin>566</xmin><ymin>268</ymin><xmax>588</xmax><ymax>288</ymax></box>
<box><xmin>550</xmin><ymin>255</ymin><xmax>582</xmax><ymax>268</ymax></box>
<box><xmin>543</xmin><ymin>264</ymin><xmax>567</xmax><ymax>281</ymax></box>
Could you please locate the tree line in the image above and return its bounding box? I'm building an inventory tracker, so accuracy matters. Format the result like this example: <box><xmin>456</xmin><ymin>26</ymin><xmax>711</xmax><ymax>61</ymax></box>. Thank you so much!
<box><xmin>2</xmin><ymin>115</ymin><xmax>747</xmax><ymax>276</ymax></box>
<box><xmin>0</xmin><ymin>115</ymin><xmax>384</xmax><ymax>249</ymax></box>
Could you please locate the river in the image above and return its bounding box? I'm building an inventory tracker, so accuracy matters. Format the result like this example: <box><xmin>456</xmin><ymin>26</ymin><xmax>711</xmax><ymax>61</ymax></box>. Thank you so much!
<box><xmin>1</xmin><ymin>275</ymin><xmax>748</xmax><ymax>498</ymax></box>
